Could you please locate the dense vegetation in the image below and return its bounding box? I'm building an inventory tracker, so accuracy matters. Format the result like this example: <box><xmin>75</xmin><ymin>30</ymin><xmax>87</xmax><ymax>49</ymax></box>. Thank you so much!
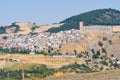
<box><xmin>0</xmin><ymin>64</ymin><xmax>55</xmax><ymax>80</ymax></box>
<box><xmin>47</xmin><ymin>8</ymin><xmax>120</xmax><ymax>33</ymax></box>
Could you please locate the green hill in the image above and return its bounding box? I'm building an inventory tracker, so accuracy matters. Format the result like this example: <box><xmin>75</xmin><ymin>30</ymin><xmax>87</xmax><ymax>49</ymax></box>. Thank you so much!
<box><xmin>47</xmin><ymin>8</ymin><xmax>120</xmax><ymax>33</ymax></box>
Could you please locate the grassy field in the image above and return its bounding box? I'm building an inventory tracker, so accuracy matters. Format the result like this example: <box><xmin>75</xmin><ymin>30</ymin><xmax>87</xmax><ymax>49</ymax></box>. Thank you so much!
<box><xmin>0</xmin><ymin>54</ymin><xmax>84</xmax><ymax>70</ymax></box>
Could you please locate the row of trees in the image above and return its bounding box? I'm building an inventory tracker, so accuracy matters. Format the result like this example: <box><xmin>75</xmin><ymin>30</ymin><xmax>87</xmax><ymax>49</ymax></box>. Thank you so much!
<box><xmin>0</xmin><ymin>47</ymin><xmax>30</xmax><ymax>54</ymax></box>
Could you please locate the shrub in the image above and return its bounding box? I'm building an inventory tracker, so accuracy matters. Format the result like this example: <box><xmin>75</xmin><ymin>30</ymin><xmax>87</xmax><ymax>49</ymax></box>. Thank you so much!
<box><xmin>77</xmin><ymin>53</ymin><xmax>83</xmax><ymax>58</ymax></box>
<box><xmin>98</xmin><ymin>41</ymin><xmax>103</xmax><ymax>47</ymax></box>
<box><xmin>103</xmin><ymin>37</ymin><xmax>107</xmax><ymax>41</ymax></box>
<box><xmin>96</xmin><ymin>51</ymin><xmax>100</xmax><ymax>56</ymax></box>
<box><xmin>109</xmin><ymin>40</ymin><xmax>112</xmax><ymax>45</ymax></box>
<box><xmin>100</xmin><ymin>60</ymin><xmax>108</xmax><ymax>66</ymax></box>
<box><xmin>102</xmin><ymin>48</ymin><xmax>107</xmax><ymax>53</ymax></box>
<box><xmin>113</xmin><ymin>62</ymin><xmax>119</xmax><ymax>68</ymax></box>
<box><xmin>100</xmin><ymin>66</ymin><xmax>103</xmax><ymax>70</ymax></box>
<box><xmin>92</xmin><ymin>54</ymin><xmax>99</xmax><ymax>59</ymax></box>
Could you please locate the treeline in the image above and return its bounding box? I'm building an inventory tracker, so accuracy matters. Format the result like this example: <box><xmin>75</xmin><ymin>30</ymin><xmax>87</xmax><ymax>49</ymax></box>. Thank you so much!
<box><xmin>0</xmin><ymin>47</ymin><xmax>30</xmax><ymax>54</ymax></box>
<box><xmin>47</xmin><ymin>8</ymin><xmax>120</xmax><ymax>33</ymax></box>
<box><xmin>0</xmin><ymin>64</ymin><xmax>55</xmax><ymax>80</ymax></box>
<box><xmin>0</xmin><ymin>47</ymin><xmax>60</xmax><ymax>55</ymax></box>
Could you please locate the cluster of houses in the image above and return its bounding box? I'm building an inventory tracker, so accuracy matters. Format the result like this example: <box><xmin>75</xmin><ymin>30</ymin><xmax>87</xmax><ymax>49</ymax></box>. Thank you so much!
<box><xmin>0</xmin><ymin>29</ymin><xmax>84</xmax><ymax>53</ymax></box>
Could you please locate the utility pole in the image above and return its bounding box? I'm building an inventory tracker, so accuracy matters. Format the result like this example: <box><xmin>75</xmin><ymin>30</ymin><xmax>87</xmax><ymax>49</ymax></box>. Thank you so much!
<box><xmin>22</xmin><ymin>60</ymin><xmax>24</xmax><ymax>80</ymax></box>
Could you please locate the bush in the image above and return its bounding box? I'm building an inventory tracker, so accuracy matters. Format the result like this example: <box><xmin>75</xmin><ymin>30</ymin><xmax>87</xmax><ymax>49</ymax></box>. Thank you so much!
<box><xmin>109</xmin><ymin>40</ymin><xmax>112</xmax><ymax>45</ymax></box>
<box><xmin>103</xmin><ymin>37</ymin><xmax>107</xmax><ymax>41</ymax></box>
<box><xmin>100</xmin><ymin>66</ymin><xmax>103</xmax><ymax>70</ymax></box>
<box><xmin>77</xmin><ymin>53</ymin><xmax>83</xmax><ymax>58</ymax></box>
<box><xmin>96</xmin><ymin>51</ymin><xmax>100</xmax><ymax>56</ymax></box>
<box><xmin>100</xmin><ymin>60</ymin><xmax>108</xmax><ymax>66</ymax></box>
<box><xmin>98</xmin><ymin>41</ymin><xmax>103</xmax><ymax>47</ymax></box>
<box><xmin>92</xmin><ymin>54</ymin><xmax>99</xmax><ymax>59</ymax></box>
<box><xmin>102</xmin><ymin>48</ymin><xmax>107</xmax><ymax>53</ymax></box>
<box><xmin>113</xmin><ymin>62</ymin><xmax>119</xmax><ymax>68</ymax></box>
<box><xmin>59</xmin><ymin>63</ymin><xmax>93</xmax><ymax>73</ymax></box>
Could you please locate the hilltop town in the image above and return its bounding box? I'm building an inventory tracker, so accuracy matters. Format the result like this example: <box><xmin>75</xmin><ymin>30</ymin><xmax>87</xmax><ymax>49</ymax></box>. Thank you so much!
<box><xmin>1</xmin><ymin>8</ymin><xmax>120</xmax><ymax>80</ymax></box>
<box><xmin>0</xmin><ymin>22</ymin><xmax>120</xmax><ymax>55</ymax></box>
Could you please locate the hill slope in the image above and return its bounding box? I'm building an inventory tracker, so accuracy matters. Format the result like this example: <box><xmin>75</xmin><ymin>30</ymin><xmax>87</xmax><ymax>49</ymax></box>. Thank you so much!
<box><xmin>47</xmin><ymin>8</ymin><xmax>120</xmax><ymax>33</ymax></box>
<box><xmin>45</xmin><ymin>70</ymin><xmax>120</xmax><ymax>80</ymax></box>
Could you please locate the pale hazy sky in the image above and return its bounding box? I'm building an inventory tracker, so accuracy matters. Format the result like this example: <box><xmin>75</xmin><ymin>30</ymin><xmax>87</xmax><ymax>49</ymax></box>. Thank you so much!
<box><xmin>0</xmin><ymin>0</ymin><xmax>120</xmax><ymax>25</ymax></box>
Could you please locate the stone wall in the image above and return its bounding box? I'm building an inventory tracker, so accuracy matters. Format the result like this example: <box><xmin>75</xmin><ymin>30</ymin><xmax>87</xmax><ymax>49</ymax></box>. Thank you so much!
<box><xmin>83</xmin><ymin>25</ymin><xmax>113</xmax><ymax>33</ymax></box>
<box><xmin>79</xmin><ymin>22</ymin><xmax>120</xmax><ymax>34</ymax></box>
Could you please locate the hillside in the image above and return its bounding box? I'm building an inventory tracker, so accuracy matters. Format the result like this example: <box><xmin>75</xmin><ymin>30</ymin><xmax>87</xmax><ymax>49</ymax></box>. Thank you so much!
<box><xmin>44</xmin><ymin>70</ymin><xmax>120</xmax><ymax>80</ymax></box>
<box><xmin>0</xmin><ymin>22</ymin><xmax>62</xmax><ymax>36</ymax></box>
<box><xmin>34</xmin><ymin>23</ymin><xmax>63</xmax><ymax>33</ymax></box>
<box><xmin>47</xmin><ymin>8</ymin><xmax>120</xmax><ymax>33</ymax></box>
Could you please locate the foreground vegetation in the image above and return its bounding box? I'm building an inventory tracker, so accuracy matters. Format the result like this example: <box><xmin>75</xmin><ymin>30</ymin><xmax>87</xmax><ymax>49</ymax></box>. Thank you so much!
<box><xmin>0</xmin><ymin>64</ymin><xmax>54</xmax><ymax>80</ymax></box>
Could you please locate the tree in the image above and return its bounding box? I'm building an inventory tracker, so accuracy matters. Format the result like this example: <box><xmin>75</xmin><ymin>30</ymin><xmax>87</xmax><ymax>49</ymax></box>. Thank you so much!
<box><xmin>109</xmin><ymin>40</ymin><xmax>112</xmax><ymax>45</ymax></box>
<box><xmin>102</xmin><ymin>48</ymin><xmax>107</xmax><ymax>54</ymax></box>
<box><xmin>91</xmin><ymin>49</ymin><xmax>95</xmax><ymax>54</ymax></box>
<box><xmin>96</xmin><ymin>50</ymin><xmax>100</xmax><ymax>56</ymax></box>
<box><xmin>31</xmin><ymin>27</ymin><xmax>36</xmax><ymax>32</ymax></box>
<box><xmin>74</xmin><ymin>49</ymin><xmax>77</xmax><ymax>55</ymax></box>
<box><xmin>92</xmin><ymin>54</ymin><xmax>99</xmax><ymax>59</ymax></box>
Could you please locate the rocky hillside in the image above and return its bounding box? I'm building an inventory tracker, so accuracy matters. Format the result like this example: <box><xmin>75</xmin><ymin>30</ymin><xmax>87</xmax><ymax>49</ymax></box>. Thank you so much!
<box><xmin>47</xmin><ymin>8</ymin><xmax>120</xmax><ymax>33</ymax></box>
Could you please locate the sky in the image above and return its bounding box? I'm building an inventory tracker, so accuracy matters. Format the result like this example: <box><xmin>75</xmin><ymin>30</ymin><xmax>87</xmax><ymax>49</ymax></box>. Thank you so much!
<box><xmin>0</xmin><ymin>0</ymin><xmax>120</xmax><ymax>25</ymax></box>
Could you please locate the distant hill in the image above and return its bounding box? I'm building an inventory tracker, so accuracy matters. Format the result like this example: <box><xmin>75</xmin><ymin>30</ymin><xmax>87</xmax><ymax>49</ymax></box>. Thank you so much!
<box><xmin>47</xmin><ymin>8</ymin><xmax>120</xmax><ymax>33</ymax></box>
<box><xmin>0</xmin><ymin>23</ymin><xmax>20</xmax><ymax>34</ymax></box>
<box><xmin>0</xmin><ymin>22</ymin><xmax>63</xmax><ymax>35</ymax></box>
